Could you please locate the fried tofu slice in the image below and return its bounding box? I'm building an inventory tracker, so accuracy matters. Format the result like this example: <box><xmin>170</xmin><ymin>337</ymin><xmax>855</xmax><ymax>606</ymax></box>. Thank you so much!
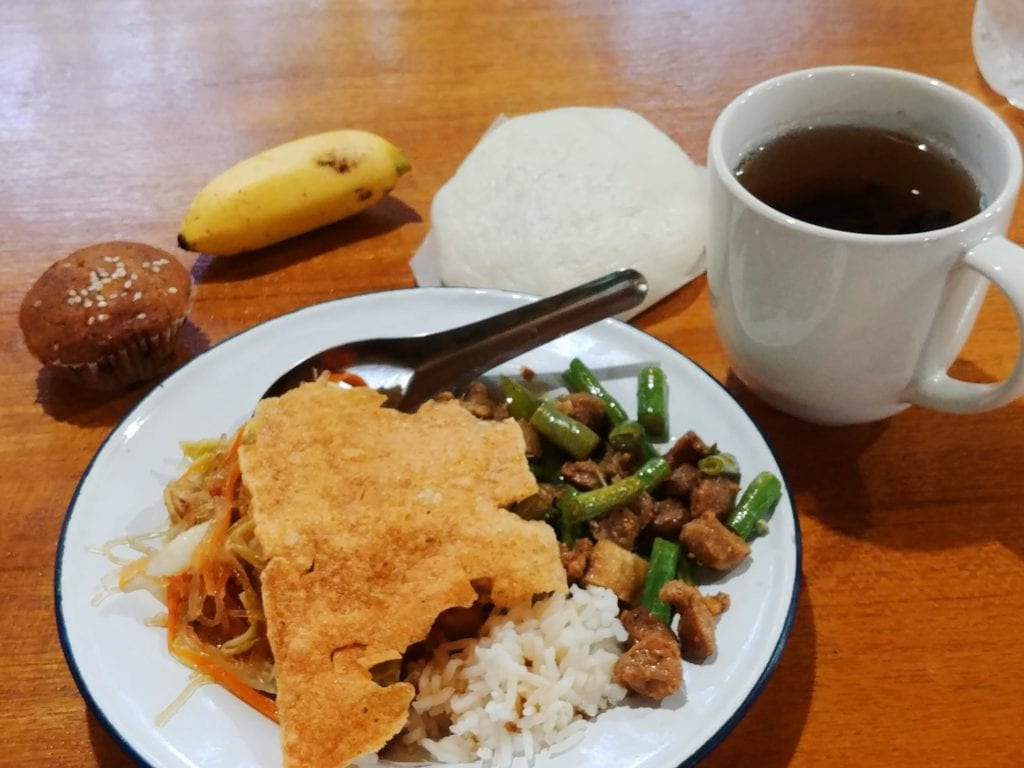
<box><xmin>239</xmin><ymin>382</ymin><xmax>566</xmax><ymax>768</ymax></box>
<box><xmin>582</xmin><ymin>539</ymin><xmax>649</xmax><ymax>604</ymax></box>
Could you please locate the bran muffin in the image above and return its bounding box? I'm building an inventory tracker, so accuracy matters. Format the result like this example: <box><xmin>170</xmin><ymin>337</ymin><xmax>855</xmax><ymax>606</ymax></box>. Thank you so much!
<box><xmin>19</xmin><ymin>242</ymin><xmax>192</xmax><ymax>390</ymax></box>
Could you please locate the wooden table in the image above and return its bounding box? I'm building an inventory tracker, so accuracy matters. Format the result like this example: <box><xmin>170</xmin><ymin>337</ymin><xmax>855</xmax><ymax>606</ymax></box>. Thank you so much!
<box><xmin>3</xmin><ymin>1</ymin><xmax>1022</xmax><ymax>766</ymax></box>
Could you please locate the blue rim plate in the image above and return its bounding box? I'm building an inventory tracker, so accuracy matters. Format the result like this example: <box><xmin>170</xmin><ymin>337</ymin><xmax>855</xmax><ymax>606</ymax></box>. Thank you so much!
<box><xmin>56</xmin><ymin>286</ymin><xmax>801</xmax><ymax>768</ymax></box>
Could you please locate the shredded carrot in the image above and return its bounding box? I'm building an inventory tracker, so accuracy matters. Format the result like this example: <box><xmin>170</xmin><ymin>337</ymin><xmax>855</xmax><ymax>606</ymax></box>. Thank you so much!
<box><xmin>165</xmin><ymin>573</ymin><xmax>277</xmax><ymax>721</ymax></box>
<box><xmin>192</xmin><ymin>428</ymin><xmax>245</xmax><ymax>565</ymax></box>
<box><xmin>165</xmin><ymin>574</ymin><xmax>188</xmax><ymax>641</ymax></box>
<box><xmin>159</xmin><ymin>426</ymin><xmax>278</xmax><ymax>724</ymax></box>
<box><xmin>193</xmin><ymin>506</ymin><xmax>232</xmax><ymax>570</ymax></box>
<box><xmin>171</xmin><ymin>642</ymin><xmax>279</xmax><ymax>721</ymax></box>
<box><xmin>223</xmin><ymin>427</ymin><xmax>245</xmax><ymax>504</ymax></box>
<box><xmin>328</xmin><ymin>370</ymin><xmax>368</xmax><ymax>387</ymax></box>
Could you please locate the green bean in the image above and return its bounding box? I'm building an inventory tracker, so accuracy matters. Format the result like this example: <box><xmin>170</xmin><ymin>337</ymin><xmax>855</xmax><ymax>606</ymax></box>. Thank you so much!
<box><xmin>676</xmin><ymin>552</ymin><xmax>696</xmax><ymax>586</ymax></box>
<box><xmin>641</xmin><ymin>537</ymin><xmax>680</xmax><ymax>622</ymax></box>
<box><xmin>558</xmin><ymin>476</ymin><xmax>641</xmax><ymax>524</ymax></box>
<box><xmin>634</xmin><ymin>456</ymin><xmax>671</xmax><ymax>491</ymax></box>
<box><xmin>528</xmin><ymin>443</ymin><xmax>567</xmax><ymax>483</ymax></box>
<box><xmin>562</xmin><ymin>358</ymin><xmax>629</xmax><ymax>426</ymax></box>
<box><xmin>560</xmin><ymin>516</ymin><xmax>581</xmax><ymax>547</ymax></box>
<box><xmin>557</xmin><ymin>457</ymin><xmax>670</xmax><ymax>523</ymax></box>
<box><xmin>556</xmin><ymin>487</ymin><xmax>582</xmax><ymax>547</ymax></box>
<box><xmin>725</xmin><ymin>471</ymin><xmax>782</xmax><ymax>540</ymax></box>
<box><xmin>698</xmin><ymin>452</ymin><xmax>741</xmax><ymax>477</ymax></box>
<box><xmin>528</xmin><ymin>400</ymin><xmax>600</xmax><ymax>459</ymax></box>
<box><xmin>608</xmin><ymin>420</ymin><xmax>659</xmax><ymax>460</ymax></box>
<box><xmin>636</xmin><ymin>366</ymin><xmax>669</xmax><ymax>442</ymax></box>
<box><xmin>500</xmin><ymin>375</ymin><xmax>541</xmax><ymax>421</ymax></box>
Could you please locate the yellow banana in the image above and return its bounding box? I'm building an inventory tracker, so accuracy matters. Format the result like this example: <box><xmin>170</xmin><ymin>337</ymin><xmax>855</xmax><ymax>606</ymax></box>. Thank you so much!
<box><xmin>177</xmin><ymin>130</ymin><xmax>411</xmax><ymax>256</ymax></box>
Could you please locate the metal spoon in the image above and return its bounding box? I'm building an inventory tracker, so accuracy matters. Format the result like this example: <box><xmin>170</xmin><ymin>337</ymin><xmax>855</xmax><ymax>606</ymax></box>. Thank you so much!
<box><xmin>261</xmin><ymin>268</ymin><xmax>648</xmax><ymax>410</ymax></box>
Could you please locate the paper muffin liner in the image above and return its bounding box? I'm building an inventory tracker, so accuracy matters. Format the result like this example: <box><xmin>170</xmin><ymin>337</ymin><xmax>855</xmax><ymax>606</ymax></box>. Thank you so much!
<box><xmin>47</xmin><ymin>317</ymin><xmax>186</xmax><ymax>391</ymax></box>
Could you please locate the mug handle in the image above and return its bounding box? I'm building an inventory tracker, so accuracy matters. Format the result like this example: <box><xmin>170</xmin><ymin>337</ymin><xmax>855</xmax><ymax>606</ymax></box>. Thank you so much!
<box><xmin>906</xmin><ymin>236</ymin><xmax>1024</xmax><ymax>414</ymax></box>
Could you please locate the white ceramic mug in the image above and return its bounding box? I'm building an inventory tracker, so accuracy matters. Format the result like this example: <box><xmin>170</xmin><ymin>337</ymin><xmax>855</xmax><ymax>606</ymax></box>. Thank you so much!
<box><xmin>706</xmin><ymin>65</ymin><xmax>1024</xmax><ymax>425</ymax></box>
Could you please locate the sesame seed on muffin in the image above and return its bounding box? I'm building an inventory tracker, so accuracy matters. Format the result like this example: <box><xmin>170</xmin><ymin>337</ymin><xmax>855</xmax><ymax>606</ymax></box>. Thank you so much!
<box><xmin>19</xmin><ymin>241</ymin><xmax>192</xmax><ymax>390</ymax></box>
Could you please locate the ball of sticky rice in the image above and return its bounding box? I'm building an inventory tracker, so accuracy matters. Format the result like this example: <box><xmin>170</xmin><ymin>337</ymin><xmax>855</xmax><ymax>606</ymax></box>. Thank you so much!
<box><xmin>430</xmin><ymin>107</ymin><xmax>707</xmax><ymax>316</ymax></box>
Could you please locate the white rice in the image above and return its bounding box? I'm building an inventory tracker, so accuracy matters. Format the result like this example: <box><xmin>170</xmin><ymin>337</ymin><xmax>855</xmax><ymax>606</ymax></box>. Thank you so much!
<box><xmin>430</xmin><ymin>107</ymin><xmax>708</xmax><ymax>320</ymax></box>
<box><xmin>402</xmin><ymin>584</ymin><xmax>628</xmax><ymax>766</ymax></box>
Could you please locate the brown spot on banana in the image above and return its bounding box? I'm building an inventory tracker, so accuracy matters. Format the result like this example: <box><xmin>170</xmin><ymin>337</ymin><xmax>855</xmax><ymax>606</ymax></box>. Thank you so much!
<box><xmin>314</xmin><ymin>151</ymin><xmax>358</xmax><ymax>173</ymax></box>
<box><xmin>355</xmin><ymin>187</ymin><xmax>373</xmax><ymax>201</ymax></box>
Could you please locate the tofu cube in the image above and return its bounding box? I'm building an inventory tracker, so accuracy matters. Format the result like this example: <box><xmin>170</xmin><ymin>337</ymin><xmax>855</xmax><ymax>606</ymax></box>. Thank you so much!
<box><xmin>582</xmin><ymin>539</ymin><xmax>648</xmax><ymax>604</ymax></box>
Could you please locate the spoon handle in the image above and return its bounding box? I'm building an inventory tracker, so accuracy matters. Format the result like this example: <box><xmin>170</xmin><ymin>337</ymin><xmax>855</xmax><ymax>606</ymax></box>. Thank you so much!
<box><xmin>399</xmin><ymin>268</ymin><xmax>648</xmax><ymax>410</ymax></box>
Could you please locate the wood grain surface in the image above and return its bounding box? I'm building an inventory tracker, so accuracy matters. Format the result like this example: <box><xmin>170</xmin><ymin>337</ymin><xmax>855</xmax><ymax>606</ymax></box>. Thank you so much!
<box><xmin>2</xmin><ymin>1</ymin><xmax>1023</xmax><ymax>766</ymax></box>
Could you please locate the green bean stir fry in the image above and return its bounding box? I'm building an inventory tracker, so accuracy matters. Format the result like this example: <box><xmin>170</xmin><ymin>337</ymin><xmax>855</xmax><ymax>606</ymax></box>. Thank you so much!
<box><xmin>501</xmin><ymin>358</ymin><xmax>783</xmax><ymax>625</ymax></box>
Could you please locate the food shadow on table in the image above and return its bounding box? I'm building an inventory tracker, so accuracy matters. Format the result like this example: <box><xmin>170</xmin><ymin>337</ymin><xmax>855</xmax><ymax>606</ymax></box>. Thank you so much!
<box><xmin>636</xmin><ymin>272</ymin><xmax>706</xmax><ymax>327</ymax></box>
<box><xmin>723</xmin><ymin>365</ymin><xmax>1024</xmax><ymax>560</ymax></box>
<box><xmin>699</xmin><ymin>587</ymin><xmax>816</xmax><ymax>768</ymax></box>
<box><xmin>86</xmin><ymin>706</ymin><xmax>138</xmax><ymax>768</ymax></box>
<box><xmin>190</xmin><ymin>196</ymin><xmax>422</xmax><ymax>284</ymax></box>
<box><xmin>34</xmin><ymin>320</ymin><xmax>211</xmax><ymax>428</ymax></box>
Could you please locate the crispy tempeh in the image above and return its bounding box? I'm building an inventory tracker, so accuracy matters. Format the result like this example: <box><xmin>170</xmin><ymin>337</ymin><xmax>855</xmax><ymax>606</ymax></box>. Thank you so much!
<box><xmin>239</xmin><ymin>382</ymin><xmax>566</xmax><ymax>768</ymax></box>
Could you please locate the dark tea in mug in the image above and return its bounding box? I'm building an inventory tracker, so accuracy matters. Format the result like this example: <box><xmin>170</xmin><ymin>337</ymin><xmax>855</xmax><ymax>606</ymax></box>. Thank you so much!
<box><xmin>734</xmin><ymin>125</ymin><xmax>983</xmax><ymax>235</ymax></box>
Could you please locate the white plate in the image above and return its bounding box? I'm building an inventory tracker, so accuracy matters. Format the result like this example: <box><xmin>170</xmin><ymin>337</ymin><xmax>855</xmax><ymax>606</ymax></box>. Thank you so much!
<box><xmin>56</xmin><ymin>287</ymin><xmax>801</xmax><ymax>768</ymax></box>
